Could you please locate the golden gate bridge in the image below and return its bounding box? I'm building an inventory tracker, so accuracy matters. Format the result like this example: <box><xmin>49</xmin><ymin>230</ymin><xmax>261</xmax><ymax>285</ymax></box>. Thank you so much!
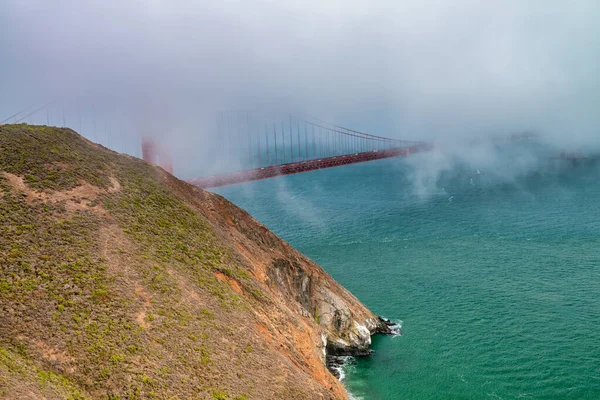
<box><xmin>2</xmin><ymin>104</ymin><xmax>431</xmax><ymax>188</ymax></box>
<box><xmin>143</xmin><ymin>115</ymin><xmax>431</xmax><ymax>188</ymax></box>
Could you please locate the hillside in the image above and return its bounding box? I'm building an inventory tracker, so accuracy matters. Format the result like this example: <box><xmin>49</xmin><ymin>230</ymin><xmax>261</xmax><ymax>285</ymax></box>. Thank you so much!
<box><xmin>0</xmin><ymin>124</ymin><xmax>391</xmax><ymax>400</ymax></box>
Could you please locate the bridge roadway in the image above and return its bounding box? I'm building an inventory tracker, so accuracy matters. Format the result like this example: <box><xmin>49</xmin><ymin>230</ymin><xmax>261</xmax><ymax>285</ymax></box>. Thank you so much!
<box><xmin>188</xmin><ymin>143</ymin><xmax>432</xmax><ymax>189</ymax></box>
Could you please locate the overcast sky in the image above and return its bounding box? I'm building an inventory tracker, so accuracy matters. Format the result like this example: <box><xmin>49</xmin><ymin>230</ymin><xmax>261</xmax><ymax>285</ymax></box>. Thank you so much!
<box><xmin>1</xmin><ymin>0</ymin><xmax>599</xmax><ymax>172</ymax></box>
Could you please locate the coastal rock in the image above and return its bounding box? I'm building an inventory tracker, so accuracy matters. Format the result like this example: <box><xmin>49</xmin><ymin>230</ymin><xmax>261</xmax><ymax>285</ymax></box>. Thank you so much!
<box><xmin>265</xmin><ymin>256</ymin><xmax>393</xmax><ymax>358</ymax></box>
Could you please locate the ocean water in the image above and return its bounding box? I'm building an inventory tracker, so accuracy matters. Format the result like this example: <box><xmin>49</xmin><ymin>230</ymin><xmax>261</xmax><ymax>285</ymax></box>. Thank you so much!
<box><xmin>214</xmin><ymin>144</ymin><xmax>600</xmax><ymax>399</ymax></box>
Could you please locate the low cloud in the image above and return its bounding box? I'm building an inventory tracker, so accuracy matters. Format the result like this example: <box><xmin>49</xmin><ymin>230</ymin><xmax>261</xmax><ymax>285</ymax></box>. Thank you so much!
<box><xmin>1</xmin><ymin>0</ymin><xmax>599</xmax><ymax>176</ymax></box>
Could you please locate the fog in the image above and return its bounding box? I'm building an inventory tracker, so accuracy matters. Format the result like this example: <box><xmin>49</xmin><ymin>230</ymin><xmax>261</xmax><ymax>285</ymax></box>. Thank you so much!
<box><xmin>1</xmin><ymin>0</ymin><xmax>600</xmax><ymax>180</ymax></box>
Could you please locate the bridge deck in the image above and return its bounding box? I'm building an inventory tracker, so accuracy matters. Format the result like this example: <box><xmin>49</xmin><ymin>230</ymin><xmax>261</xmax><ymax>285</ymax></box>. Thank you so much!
<box><xmin>188</xmin><ymin>144</ymin><xmax>431</xmax><ymax>189</ymax></box>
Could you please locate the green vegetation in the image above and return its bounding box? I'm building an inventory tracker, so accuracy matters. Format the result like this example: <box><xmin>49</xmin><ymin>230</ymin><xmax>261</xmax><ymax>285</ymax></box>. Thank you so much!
<box><xmin>0</xmin><ymin>124</ymin><xmax>111</xmax><ymax>191</ymax></box>
<box><xmin>102</xmin><ymin>166</ymin><xmax>248</xmax><ymax>307</ymax></box>
<box><xmin>0</xmin><ymin>124</ymin><xmax>339</xmax><ymax>400</ymax></box>
<box><xmin>0</xmin><ymin>125</ymin><xmax>257</xmax><ymax>399</ymax></box>
<box><xmin>0</xmin><ymin>345</ymin><xmax>86</xmax><ymax>399</ymax></box>
<box><xmin>0</xmin><ymin>157</ymin><xmax>141</xmax><ymax>396</ymax></box>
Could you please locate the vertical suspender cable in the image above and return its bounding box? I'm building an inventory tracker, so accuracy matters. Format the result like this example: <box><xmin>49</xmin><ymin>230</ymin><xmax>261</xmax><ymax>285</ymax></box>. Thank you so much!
<box><xmin>265</xmin><ymin>122</ymin><xmax>269</xmax><ymax>166</ymax></box>
<box><xmin>256</xmin><ymin>118</ymin><xmax>262</xmax><ymax>167</ymax></box>
<box><xmin>289</xmin><ymin>116</ymin><xmax>293</xmax><ymax>162</ymax></box>
<box><xmin>304</xmin><ymin>120</ymin><xmax>308</xmax><ymax>161</ymax></box>
<box><xmin>312</xmin><ymin>125</ymin><xmax>316</xmax><ymax>159</ymax></box>
<box><xmin>297</xmin><ymin>121</ymin><xmax>301</xmax><ymax>161</ymax></box>
<box><xmin>273</xmin><ymin>123</ymin><xmax>278</xmax><ymax>165</ymax></box>
<box><xmin>319</xmin><ymin>126</ymin><xmax>322</xmax><ymax>158</ymax></box>
<box><xmin>282</xmin><ymin>122</ymin><xmax>286</xmax><ymax>163</ymax></box>
<box><xmin>247</xmin><ymin>112</ymin><xmax>252</xmax><ymax>168</ymax></box>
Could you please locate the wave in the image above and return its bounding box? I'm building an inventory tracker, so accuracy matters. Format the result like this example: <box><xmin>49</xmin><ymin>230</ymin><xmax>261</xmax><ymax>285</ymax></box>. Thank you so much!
<box><xmin>329</xmin><ymin>355</ymin><xmax>354</xmax><ymax>381</ymax></box>
<box><xmin>348</xmin><ymin>392</ymin><xmax>364</xmax><ymax>400</ymax></box>
<box><xmin>386</xmin><ymin>318</ymin><xmax>403</xmax><ymax>337</ymax></box>
<box><xmin>340</xmin><ymin>239</ymin><xmax>364</xmax><ymax>245</ymax></box>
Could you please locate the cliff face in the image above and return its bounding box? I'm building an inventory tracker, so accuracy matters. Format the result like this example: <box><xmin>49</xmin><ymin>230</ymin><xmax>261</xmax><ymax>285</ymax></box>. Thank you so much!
<box><xmin>0</xmin><ymin>125</ymin><xmax>388</xmax><ymax>400</ymax></box>
<box><xmin>184</xmin><ymin>177</ymin><xmax>392</xmax><ymax>357</ymax></box>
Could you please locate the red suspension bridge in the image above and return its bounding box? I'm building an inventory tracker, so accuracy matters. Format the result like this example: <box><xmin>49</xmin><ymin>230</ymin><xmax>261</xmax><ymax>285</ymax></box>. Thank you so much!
<box><xmin>2</xmin><ymin>104</ymin><xmax>432</xmax><ymax>188</ymax></box>
<box><xmin>152</xmin><ymin>116</ymin><xmax>431</xmax><ymax>188</ymax></box>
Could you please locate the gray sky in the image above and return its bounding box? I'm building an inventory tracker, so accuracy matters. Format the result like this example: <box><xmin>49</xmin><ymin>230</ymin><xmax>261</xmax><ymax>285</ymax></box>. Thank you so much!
<box><xmin>1</xmin><ymin>0</ymin><xmax>599</xmax><ymax>174</ymax></box>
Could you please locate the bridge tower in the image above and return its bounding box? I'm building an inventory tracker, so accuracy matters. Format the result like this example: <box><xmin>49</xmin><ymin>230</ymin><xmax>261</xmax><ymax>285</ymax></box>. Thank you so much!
<box><xmin>141</xmin><ymin>138</ymin><xmax>173</xmax><ymax>174</ymax></box>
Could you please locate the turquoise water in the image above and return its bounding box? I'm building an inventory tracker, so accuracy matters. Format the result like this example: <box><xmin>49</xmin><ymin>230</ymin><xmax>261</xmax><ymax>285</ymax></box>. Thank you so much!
<box><xmin>214</xmin><ymin>145</ymin><xmax>600</xmax><ymax>399</ymax></box>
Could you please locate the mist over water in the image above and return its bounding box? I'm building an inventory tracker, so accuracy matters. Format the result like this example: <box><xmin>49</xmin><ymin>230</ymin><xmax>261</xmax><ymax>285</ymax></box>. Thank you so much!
<box><xmin>3</xmin><ymin>1</ymin><xmax>600</xmax><ymax>174</ymax></box>
<box><xmin>216</xmin><ymin>143</ymin><xmax>600</xmax><ymax>399</ymax></box>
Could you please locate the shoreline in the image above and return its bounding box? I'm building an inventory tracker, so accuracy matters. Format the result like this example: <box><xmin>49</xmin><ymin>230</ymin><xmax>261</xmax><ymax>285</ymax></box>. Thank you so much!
<box><xmin>325</xmin><ymin>317</ymin><xmax>402</xmax><ymax>379</ymax></box>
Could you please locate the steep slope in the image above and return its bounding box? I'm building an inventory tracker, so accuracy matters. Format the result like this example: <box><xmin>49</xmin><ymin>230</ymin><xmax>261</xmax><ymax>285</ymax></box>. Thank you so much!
<box><xmin>0</xmin><ymin>124</ymin><xmax>390</xmax><ymax>399</ymax></box>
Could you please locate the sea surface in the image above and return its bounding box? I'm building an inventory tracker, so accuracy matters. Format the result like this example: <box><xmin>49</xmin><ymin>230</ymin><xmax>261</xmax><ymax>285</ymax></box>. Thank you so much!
<box><xmin>214</xmin><ymin>142</ymin><xmax>600</xmax><ymax>399</ymax></box>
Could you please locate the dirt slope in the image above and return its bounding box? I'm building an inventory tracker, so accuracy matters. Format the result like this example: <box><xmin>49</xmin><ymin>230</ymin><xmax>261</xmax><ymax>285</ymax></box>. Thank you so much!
<box><xmin>0</xmin><ymin>124</ymin><xmax>388</xmax><ymax>399</ymax></box>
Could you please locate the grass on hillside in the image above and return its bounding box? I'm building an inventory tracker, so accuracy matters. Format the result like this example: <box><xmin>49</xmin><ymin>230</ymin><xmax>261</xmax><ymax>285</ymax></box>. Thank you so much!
<box><xmin>0</xmin><ymin>124</ymin><xmax>262</xmax><ymax>399</ymax></box>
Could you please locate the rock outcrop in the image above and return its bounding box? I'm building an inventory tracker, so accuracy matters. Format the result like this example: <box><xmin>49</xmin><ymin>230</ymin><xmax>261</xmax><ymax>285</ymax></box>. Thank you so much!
<box><xmin>265</xmin><ymin>257</ymin><xmax>392</xmax><ymax>357</ymax></box>
<box><xmin>193</xmin><ymin>183</ymin><xmax>394</xmax><ymax>361</ymax></box>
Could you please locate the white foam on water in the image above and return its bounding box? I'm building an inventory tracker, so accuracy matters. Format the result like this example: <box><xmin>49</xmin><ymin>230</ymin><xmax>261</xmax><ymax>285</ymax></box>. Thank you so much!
<box><xmin>337</xmin><ymin>357</ymin><xmax>361</xmax><ymax>399</ymax></box>
<box><xmin>341</xmin><ymin>239</ymin><xmax>364</xmax><ymax>245</ymax></box>
<box><xmin>382</xmin><ymin>318</ymin><xmax>403</xmax><ymax>337</ymax></box>
<box><xmin>338</xmin><ymin>320</ymin><xmax>402</xmax><ymax>399</ymax></box>
<box><xmin>348</xmin><ymin>392</ymin><xmax>364</xmax><ymax>400</ymax></box>
<box><xmin>291</xmin><ymin>190</ymin><xmax>307</xmax><ymax>199</ymax></box>
<box><xmin>338</xmin><ymin>356</ymin><xmax>355</xmax><ymax>382</ymax></box>
<box><xmin>337</xmin><ymin>366</ymin><xmax>346</xmax><ymax>381</ymax></box>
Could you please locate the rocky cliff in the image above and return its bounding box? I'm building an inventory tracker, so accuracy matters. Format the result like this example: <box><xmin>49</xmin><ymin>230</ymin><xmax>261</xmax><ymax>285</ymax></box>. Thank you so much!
<box><xmin>0</xmin><ymin>124</ymin><xmax>390</xmax><ymax>399</ymax></box>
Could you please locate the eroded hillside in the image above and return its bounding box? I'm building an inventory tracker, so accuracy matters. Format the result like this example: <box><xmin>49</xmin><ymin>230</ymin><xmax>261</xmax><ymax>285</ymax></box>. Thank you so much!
<box><xmin>0</xmin><ymin>124</ymin><xmax>388</xmax><ymax>399</ymax></box>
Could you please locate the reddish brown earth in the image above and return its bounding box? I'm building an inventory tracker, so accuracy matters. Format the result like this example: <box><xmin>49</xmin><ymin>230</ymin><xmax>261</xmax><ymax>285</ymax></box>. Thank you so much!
<box><xmin>0</xmin><ymin>125</ymin><xmax>390</xmax><ymax>399</ymax></box>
